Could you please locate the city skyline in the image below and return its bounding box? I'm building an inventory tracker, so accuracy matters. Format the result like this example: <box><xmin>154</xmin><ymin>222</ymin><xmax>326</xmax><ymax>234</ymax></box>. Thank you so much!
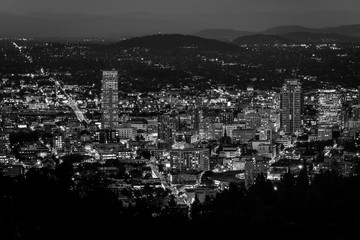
<box><xmin>2</xmin><ymin>1</ymin><xmax>360</xmax><ymax>238</ymax></box>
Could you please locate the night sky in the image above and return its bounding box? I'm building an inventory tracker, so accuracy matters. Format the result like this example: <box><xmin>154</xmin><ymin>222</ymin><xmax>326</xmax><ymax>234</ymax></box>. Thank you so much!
<box><xmin>2</xmin><ymin>0</ymin><xmax>360</xmax><ymax>14</ymax></box>
<box><xmin>2</xmin><ymin>0</ymin><xmax>360</xmax><ymax>32</ymax></box>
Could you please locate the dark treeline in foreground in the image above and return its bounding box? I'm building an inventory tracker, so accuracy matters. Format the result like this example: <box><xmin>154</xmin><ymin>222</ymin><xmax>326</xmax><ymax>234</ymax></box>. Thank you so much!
<box><xmin>1</xmin><ymin>165</ymin><xmax>360</xmax><ymax>239</ymax></box>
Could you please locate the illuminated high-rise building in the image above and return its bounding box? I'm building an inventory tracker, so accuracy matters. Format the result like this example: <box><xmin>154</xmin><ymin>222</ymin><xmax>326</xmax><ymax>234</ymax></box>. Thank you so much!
<box><xmin>317</xmin><ymin>89</ymin><xmax>342</xmax><ymax>127</ymax></box>
<box><xmin>101</xmin><ymin>70</ymin><xmax>119</xmax><ymax>129</ymax></box>
<box><xmin>280</xmin><ymin>79</ymin><xmax>303</xmax><ymax>133</ymax></box>
<box><xmin>158</xmin><ymin>114</ymin><xmax>177</xmax><ymax>148</ymax></box>
<box><xmin>193</xmin><ymin>108</ymin><xmax>202</xmax><ymax>132</ymax></box>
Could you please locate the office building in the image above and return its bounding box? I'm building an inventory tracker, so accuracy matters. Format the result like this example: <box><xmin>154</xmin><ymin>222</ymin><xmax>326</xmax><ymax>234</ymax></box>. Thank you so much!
<box><xmin>193</xmin><ymin>108</ymin><xmax>202</xmax><ymax>133</ymax></box>
<box><xmin>280</xmin><ymin>79</ymin><xmax>303</xmax><ymax>133</ymax></box>
<box><xmin>170</xmin><ymin>148</ymin><xmax>210</xmax><ymax>171</ymax></box>
<box><xmin>158</xmin><ymin>114</ymin><xmax>177</xmax><ymax>148</ymax></box>
<box><xmin>317</xmin><ymin>89</ymin><xmax>342</xmax><ymax>127</ymax></box>
<box><xmin>101</xmin><ymin>70</ymin><xmax>119</xmax><ymax>129</ymax></box>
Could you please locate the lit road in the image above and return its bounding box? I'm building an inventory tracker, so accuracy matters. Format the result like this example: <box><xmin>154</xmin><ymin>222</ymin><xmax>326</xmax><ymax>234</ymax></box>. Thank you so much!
<box><xmin>65</xmin><ymin>99</ymin><xmax>89</xmax><ymax>124</ymax></box>
<box><xmin>12</xmin><ymin>42</ymin><xmax>33</xmax><ymax>63</ymax></box>
<box><xmin>146</xmin><ymin>161</ymin><xmax>178</xmax><ymax>196</ymax></box>
<box><xmin>50</xmin><ymin>78</ymin><xmax>89</xmax><ymax>124</ymax></box>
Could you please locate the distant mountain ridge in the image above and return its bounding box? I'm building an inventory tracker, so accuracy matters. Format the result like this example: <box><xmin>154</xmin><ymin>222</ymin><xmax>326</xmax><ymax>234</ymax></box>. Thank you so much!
<box><xmin>233</xmin><ymin>34</ymin><xmax>294</xmax><ymax>45</ymax></box>
<box><xmin>324</xmin><ymin>24</ymin><xmax>360</xmax><ymax>36</ymax></box>
<box><xmin>261</xmin><ymin>25</ymin><xmax>320</xmax><ymax>34</ymax></box>
<box><xmin>261</xmin><ymin>24</ymin><xmax>360</xmax><ymax>37</ymax></box>
<box><xmin>1</xmin><ymin>11</ymin><xmax>360</xmax><ymax>44</ymax></box>
<box><xmin>232</xmin><ymin>32</ymin><xmax>360</xmax><ymax>45</ymax></box>
<box><xmin>195</xmin><ymin>25</ymin><xmax>360</xmax><ymax>43</ymax></box>
<box><xmin>279</xmin><ymin>32</ymin><xmax>360</xmax><ymax>43</ymax></box>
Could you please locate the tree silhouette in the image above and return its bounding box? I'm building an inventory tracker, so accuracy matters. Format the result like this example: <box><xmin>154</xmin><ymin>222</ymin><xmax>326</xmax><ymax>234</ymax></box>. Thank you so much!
<box><xmin>296</xmin><ymin>167</ymin><xmax>309</xmax><ymax>191</ymax></box>
<box><xmin>219</xmin><ymin>135</ymin><xmax>232</xmax><ymax>145</ymax></box>
<box><xmin>190</xmin><ymin>195</ymin><xmax>202</xmax><ymax>221</ymax></box>
<box><xmin>54</xmin><ymin>160</ymin><xmax>74</xmax><ymax>190</ymax></box>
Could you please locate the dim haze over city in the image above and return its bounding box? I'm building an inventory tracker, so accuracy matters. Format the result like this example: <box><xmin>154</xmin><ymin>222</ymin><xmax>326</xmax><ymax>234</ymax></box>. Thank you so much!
<box><xmin>2</xmin><ymin>0</ymin><xmax>360</xmax><ymax>239</ymax></box>
<box><xmin>2</xmin><ymin>0</ymin><xmax>360</xmax><ymax>36</ymax></box>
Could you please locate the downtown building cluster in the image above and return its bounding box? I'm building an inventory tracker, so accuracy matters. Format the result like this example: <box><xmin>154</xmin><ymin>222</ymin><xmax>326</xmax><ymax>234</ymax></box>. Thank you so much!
<box><xmin>1</xmin><ymin>68</ymin><xmax>360</xmax><ymax>209</ymax></box>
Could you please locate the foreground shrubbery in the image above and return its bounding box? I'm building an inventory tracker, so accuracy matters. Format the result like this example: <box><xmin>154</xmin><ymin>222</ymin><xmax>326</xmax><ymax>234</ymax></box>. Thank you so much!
<box><xmin>0</xmin><ymin>165</ymin><xmax>359</xmax><ymax>239</ymax></box>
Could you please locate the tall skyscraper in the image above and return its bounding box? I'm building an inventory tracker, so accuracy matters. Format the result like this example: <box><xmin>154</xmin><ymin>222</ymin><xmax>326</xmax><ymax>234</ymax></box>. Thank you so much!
<box><xmin>101</xmin><ymin>70</ymin><xmax>119</xmax><ymax>130</ymax></box>
<box><xmin>193</xmin><ymin>108</ymin><xmax>202</xmax><ymax>133</ymax></box>
<box><xmin>158</xmin><ymin>114</ymin><xmax>177</xmax><ymax>149</ymax></box>
<box><xmin>280</xmin><ymin>79</ymin><xmax>303</xmax><ymax>134</ymax></box>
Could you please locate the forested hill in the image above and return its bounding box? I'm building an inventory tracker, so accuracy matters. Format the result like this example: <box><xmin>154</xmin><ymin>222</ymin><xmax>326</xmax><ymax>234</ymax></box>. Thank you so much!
<box><xmin>194</xmin><ymin>29</ymin><xmax>252</xmax><ymax>42</ymax></box>
<box><xmin>116</xmin><ymin>34</ymin><xmax>240</xmax><ymax>51</ymax></box>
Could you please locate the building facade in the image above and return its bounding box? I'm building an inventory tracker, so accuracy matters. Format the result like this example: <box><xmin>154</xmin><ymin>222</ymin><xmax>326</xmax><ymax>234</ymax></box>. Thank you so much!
<box><xmin>158</xmin><ymin>114</ymin><xmax>177</xmax><ymax>148</ymax></box>
<box><xmin>280</xmin><ymin>79</ymin><xmax>303</xmax><ymax>133</ymax></box>
<box><xmin>317</xmin><ymin>89</ymin><xmax>342</xmax><ymax>127</ymax></box>
<box><xmin>101</xmin><ymin>70</ymin><xmax>119</xmax><ymax>130</ymax></box>
<box><xmin>170</xmin><ymin>148</ymin><xmax>210</xmax><ymax>171</ymax></box>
